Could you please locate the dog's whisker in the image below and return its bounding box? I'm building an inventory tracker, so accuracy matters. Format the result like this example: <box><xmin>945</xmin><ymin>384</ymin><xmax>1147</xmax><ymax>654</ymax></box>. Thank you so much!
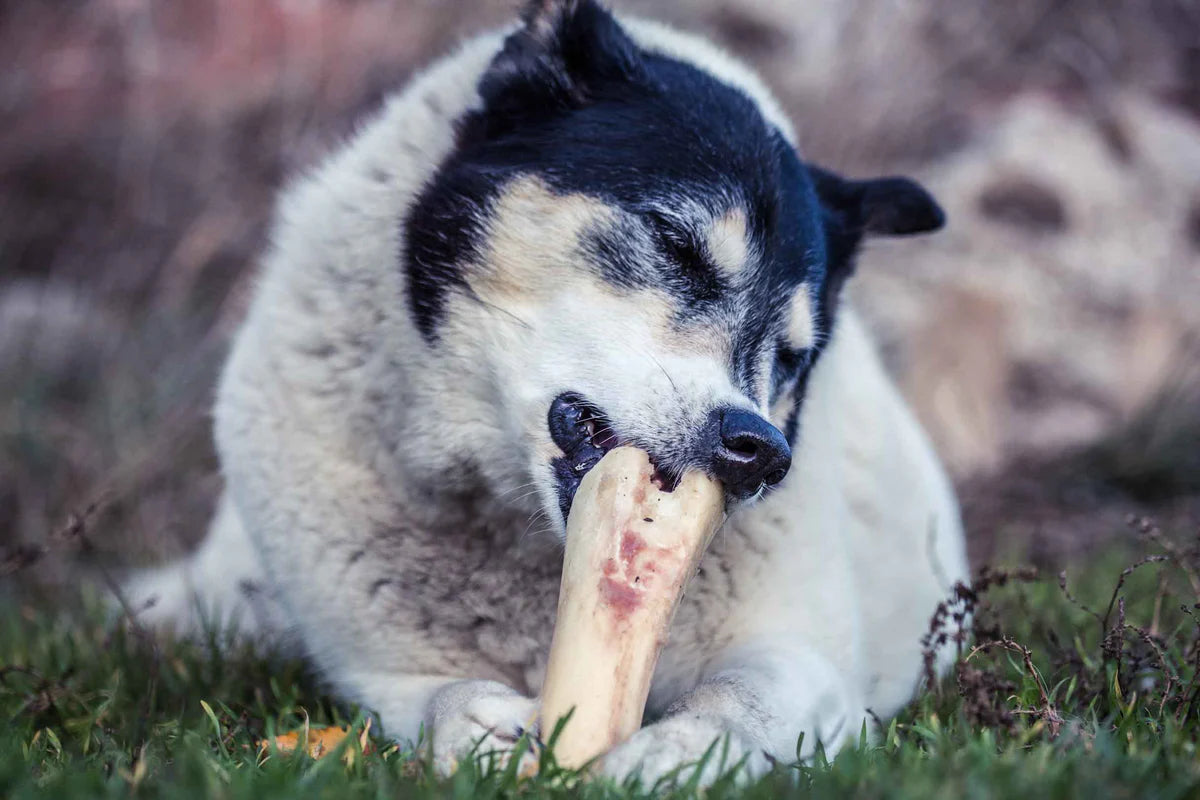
<box><xmin>493</xmin><ymin>481</ymin><xmax>542</xmax><ymax>502</ymax></box>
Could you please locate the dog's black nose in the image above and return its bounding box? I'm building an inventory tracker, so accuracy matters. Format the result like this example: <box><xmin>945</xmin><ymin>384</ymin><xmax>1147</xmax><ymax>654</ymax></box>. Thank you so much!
<box><xmin>704</xmin><ymin>408</ymin><xmax>792</xmax><ymax>499</ymax></box>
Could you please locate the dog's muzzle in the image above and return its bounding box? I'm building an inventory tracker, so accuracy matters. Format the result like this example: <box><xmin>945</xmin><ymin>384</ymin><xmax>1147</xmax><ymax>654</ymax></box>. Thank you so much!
<box><xmin>547</xmin><ymin>392</ymin><xmax>791</xmax><ymax>523</ymax></box>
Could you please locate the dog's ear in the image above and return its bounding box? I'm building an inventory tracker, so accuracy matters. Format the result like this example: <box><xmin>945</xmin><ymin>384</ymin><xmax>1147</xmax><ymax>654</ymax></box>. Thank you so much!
<box><xmin>807</xmin><ymin>164</ymin><xmax>945</xmax><ymax>239</ymax></box>
<box><xmin>480</xmin><ymin>0</ymin><xmax>643</xmax><ymax>118</ymax></box>
<box><xmin>805</xmin><ymin>163</ymin><xmax>945</xmax><ymax>325</ymax></box>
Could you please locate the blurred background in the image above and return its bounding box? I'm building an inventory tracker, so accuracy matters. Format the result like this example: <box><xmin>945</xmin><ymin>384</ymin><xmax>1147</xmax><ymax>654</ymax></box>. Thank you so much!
<box><xmin>2</xmin><ymin>0</ymin><xmax>1198</xmax><ymax>594</ymax></box>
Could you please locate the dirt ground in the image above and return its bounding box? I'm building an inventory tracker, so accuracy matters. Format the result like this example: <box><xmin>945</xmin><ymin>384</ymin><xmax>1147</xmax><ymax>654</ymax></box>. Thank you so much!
<box><xmin>2</xmin><ymin>0</ymin><xmax>1198</xmax><ymax>589</ymax></box>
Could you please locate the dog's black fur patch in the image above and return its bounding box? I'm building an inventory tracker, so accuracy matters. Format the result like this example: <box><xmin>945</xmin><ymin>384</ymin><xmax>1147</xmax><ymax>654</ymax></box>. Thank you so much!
<box><xmin>404</xmin><ymin>0</ymin><xmax>787</xmax><ymax>341</ymax></box>
<box><xmin>403</xmin><ymin>0</ymin><xmax>943</xmax><ymax>436</ymax></box>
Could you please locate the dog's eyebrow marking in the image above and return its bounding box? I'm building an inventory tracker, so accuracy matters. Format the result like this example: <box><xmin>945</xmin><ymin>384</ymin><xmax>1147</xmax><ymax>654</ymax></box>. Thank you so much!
<box><xmin>786</xmin><ymin>286</ymin><xmax>816</xmax><ymax>351</ymax></box>
<box><xmin>476</xmin><ymin>175</ymin><xmax>614</xmax><ymax>301</ymax></box>
<box><xmin>705</xmin><ymin>208</ymin><xmax>750</xmax><ymax>278</ymax></box>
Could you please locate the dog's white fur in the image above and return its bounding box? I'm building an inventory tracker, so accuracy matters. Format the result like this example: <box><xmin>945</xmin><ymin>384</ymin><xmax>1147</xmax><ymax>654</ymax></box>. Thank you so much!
<box><xmin>124</xmin><ymin>16</ymin><xmax>968</xmax><ymax>785</ymax></box>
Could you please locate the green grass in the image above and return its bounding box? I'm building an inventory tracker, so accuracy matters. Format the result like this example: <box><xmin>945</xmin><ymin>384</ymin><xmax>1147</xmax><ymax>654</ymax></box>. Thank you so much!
<box><xmin>4</xmin><ymin>539</ymin><xmax>1200</xmax><ymax>799</ymax></box>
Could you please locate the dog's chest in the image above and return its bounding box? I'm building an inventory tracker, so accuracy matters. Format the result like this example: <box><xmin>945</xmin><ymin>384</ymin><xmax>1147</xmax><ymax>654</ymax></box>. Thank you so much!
<box><xmin>375</xmin><ymin>516</ymin><xmax>743</xmax><ymax>697</ymax></box>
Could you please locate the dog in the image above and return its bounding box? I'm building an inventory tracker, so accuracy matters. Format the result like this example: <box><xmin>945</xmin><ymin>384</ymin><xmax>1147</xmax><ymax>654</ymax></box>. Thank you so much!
<box><xmin>124</xmin><ymin>0</ymin><xmax>969</xmax><ymax>784</ymax></box>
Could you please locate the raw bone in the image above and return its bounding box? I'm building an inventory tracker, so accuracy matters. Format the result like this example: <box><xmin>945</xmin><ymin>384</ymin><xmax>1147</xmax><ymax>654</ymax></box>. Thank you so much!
<box><xmin>539</xmin><ymin>446</ymin><xmax>725</xmax><ymax>768</ymax></box>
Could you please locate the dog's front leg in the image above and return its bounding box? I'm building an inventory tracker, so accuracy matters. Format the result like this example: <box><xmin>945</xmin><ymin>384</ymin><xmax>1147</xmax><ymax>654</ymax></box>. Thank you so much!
<box><xmin>601</xmin><ymin>639</ymin><xmax>866</xmax><ymax>787</ymax></box>
<box><xmin>424</xmin><ymin>679</ymin><xmax>540</xmax><ymax>773</ymax></box>
<box><xmin>339</xmin><ymin>672</ymin><xmax>538</xmax><ymax>773</ymax></box>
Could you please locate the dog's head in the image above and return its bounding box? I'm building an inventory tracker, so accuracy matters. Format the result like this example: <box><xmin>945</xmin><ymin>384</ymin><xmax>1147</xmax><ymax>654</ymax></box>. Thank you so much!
<box><xmin>403</xmin><ymin>0</ymin><xmax>944</xmax><ymax>533</ymax></box>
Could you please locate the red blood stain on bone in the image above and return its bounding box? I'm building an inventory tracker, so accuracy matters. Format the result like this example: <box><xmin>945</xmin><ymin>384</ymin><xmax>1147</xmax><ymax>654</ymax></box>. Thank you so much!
<box><xmin>620</xmin><ymin>530</ymin><xmax>645</xmax><ymax>568</ymax></box>
<box><xmin>599</xmin><ymin>576</ymin><xmax>641</xmax><ymax>619</ymax></box>
<box><xmin>596</xmin><ymin>531</ymin><xmax>654</xmax><ymax>621</ymax></box>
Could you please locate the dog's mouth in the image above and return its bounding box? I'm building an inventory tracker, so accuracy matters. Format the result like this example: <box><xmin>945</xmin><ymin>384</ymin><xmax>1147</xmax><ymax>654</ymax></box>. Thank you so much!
<box><xmin>547</xmin><ymin>392</ymin><xmax>675</xmax><ymax>523</ymax></box>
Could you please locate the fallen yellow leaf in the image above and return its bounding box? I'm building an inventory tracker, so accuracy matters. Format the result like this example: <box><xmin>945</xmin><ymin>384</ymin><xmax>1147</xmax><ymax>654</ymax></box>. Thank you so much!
<box><xmin>260</xmin><ymin>720</ymin><xmax>374</xmax><ymax>760</ymax></box>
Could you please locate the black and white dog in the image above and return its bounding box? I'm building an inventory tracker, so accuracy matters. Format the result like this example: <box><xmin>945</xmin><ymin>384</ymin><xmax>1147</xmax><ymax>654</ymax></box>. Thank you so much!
<box><xmin>126</xmin><ymin>0</ymin><xmax>968</xmax><ymax>784</ymax></box>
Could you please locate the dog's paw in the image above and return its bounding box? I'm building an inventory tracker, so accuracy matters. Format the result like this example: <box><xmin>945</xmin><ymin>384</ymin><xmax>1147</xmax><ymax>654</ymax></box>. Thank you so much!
<box><xmin>600</xmin><ymin>714</ymin><xmax>771</xmax><ymax>788</ymax></box>
<box><xmin>427</xmin><ymin>681</ymin><xmax>539</xmax><ymax>775</ymax></box>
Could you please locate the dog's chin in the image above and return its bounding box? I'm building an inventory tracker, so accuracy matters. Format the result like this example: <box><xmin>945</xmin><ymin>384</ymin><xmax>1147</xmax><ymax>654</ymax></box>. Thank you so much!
<box><xmin>539</xmin><ymin>493</ymin><xmax>571</xmax><ymax>542</ymax></box>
